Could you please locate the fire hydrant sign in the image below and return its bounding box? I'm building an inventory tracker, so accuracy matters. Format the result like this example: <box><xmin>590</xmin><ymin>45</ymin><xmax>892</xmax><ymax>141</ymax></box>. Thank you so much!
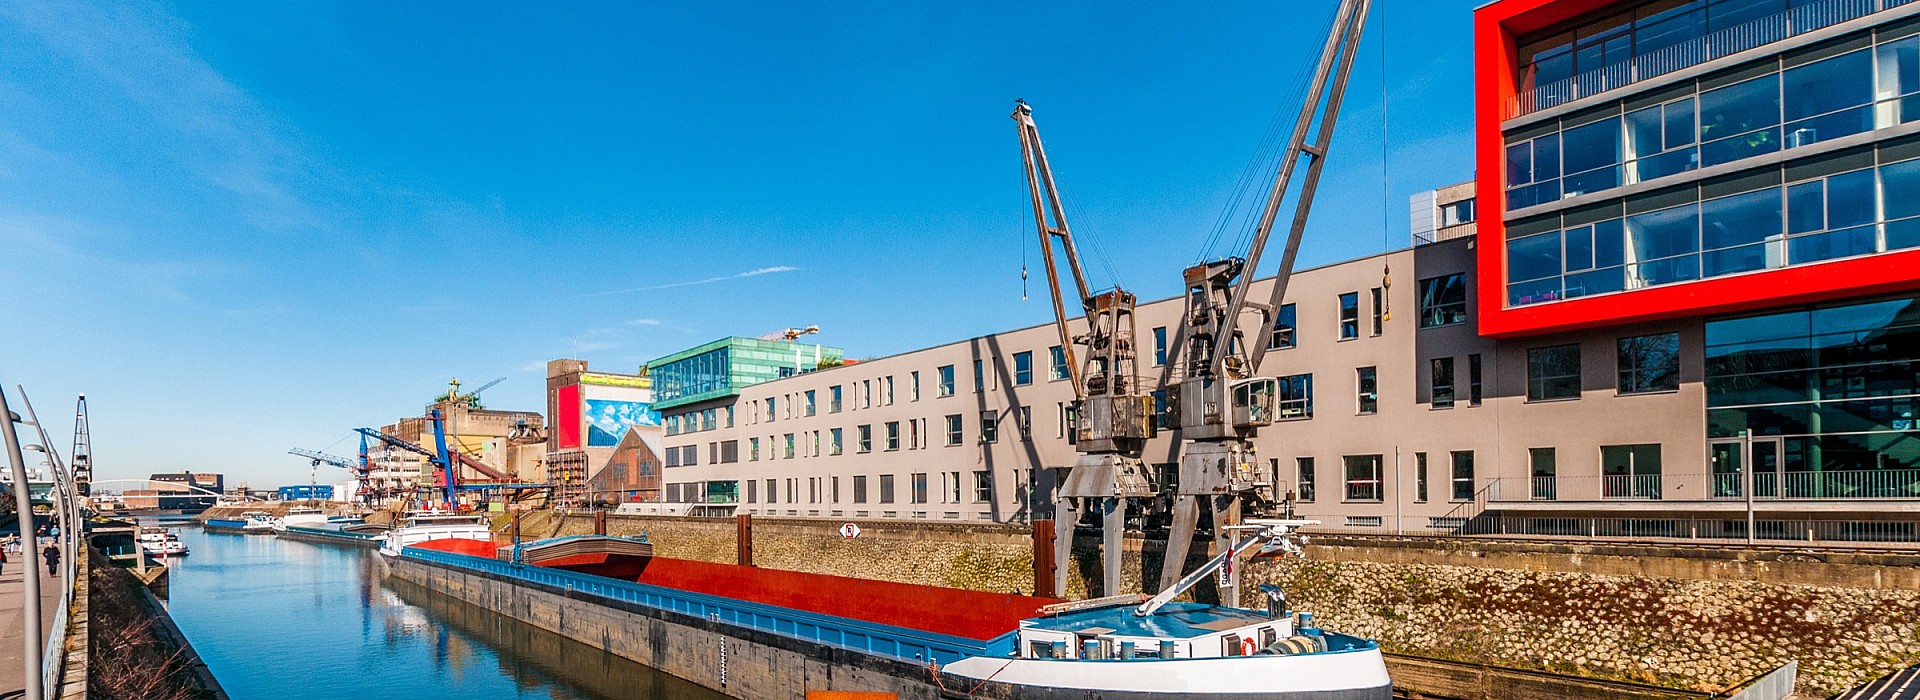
<box><xmin>839</xmin><ymin>522</ymin><xmax>861</xmax><ymax>539</ymax></box>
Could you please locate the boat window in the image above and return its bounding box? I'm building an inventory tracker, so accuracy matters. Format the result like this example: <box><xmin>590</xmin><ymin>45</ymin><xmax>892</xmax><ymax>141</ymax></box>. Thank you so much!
<box><xmin>1223</xmin><ymin>634</ymin><xmax>1242</xmax><ymax>656</ymax></box>
<box><xmin>1028</xmin><ymin>640</ymin><xmax>1053</xmax><ymax>659</ymax></box>
<box><xmin>1260</xmin><ymin>626</ymin><xmax>1278</xmax><ymax>648</ymax></box>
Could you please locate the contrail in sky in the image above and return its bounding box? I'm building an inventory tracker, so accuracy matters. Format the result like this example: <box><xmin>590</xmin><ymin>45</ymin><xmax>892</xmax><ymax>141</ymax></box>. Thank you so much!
<box><xmin>576</xmin><ymin>266</ymin><xmax>799</xmax><ymax>298</ymax></box>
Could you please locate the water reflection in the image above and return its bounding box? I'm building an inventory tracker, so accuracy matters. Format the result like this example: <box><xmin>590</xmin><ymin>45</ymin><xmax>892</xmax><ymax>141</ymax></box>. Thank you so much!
<box><xmin>161</xmin><ymin>525</ymin><xmax>725</xmax><ymax>700</ymax></box>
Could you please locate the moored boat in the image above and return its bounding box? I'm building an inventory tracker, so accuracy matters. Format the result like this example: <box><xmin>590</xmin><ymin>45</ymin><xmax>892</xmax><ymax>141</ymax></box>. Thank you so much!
<box><xmin>239</xmin><ymin>510</ymin><xmax>277</xmax><ymax>533</ymax></box>
<box><xmin>271</xmin><ymin>506</ymin><xmax>328</xmax><ymax>533</ymax></box>
<box><xmin>377</xmin><ymin>511</ymin><xmax>493</xmax><ymax>557</ymax></box>
<box><xmin>136</xmin><ymin>527</ymin><xmax>190</xmax><ymax>556</ymax></box>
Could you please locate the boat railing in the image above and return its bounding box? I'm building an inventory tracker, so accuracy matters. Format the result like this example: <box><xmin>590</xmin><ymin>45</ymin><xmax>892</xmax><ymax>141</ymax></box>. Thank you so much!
<box><xmin>401</xmin><ymin>547</ymin><xmax>990</xmax><ymax>666</ymax></box>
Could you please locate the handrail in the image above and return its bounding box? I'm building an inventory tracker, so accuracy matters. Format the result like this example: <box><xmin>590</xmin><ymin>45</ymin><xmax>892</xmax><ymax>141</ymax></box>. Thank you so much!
<box><xmin>400</xmin><ymin>547</ymin><xmax>990</xmax><ymax>666</ymax></box>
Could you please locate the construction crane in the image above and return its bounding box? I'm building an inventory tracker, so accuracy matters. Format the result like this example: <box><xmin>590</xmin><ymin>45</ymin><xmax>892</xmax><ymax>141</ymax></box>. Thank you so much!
<box><xmin>1013</xmin><ymin>100</ymin><xmax>1156</xmax><ymax>598</ymax></box>
<box><xmin>436</xmin><ymin>376</ymin><xmax>506</xmax><ymax>409</ymax></box>
<box><xmin>71</xmin><ymin>395</ymin><xmax>91</xmax><ymax>497</ymax></box>
<box><xmin>1158</xmin><ymin>0</ymin><xmax>1374</xmax><ymax>607</ymax></box>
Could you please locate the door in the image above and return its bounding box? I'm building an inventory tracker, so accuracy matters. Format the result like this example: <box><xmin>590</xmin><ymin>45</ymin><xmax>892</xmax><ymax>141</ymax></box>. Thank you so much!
<box><xmin>1708</xmin><ymin>437</ymin><xmax>1782</xmax><ymax>498</ymax></box>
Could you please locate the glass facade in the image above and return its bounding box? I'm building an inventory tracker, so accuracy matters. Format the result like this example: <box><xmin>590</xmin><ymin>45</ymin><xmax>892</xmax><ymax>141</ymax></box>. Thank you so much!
<box><xmin>1706</xmin><ymin>294</ymin><xmax>1920</xmax><ymax>493</ymax></box>
<box><xmin>1508</xmin><ymin>27</ymin><xmax>1920</xmax><ymax>210</ymax></box>
<box><xmin>1508</xmin><ymin>144</ymin><xmax>1920</xmax><ymax>307</ymax></box>
<box><xmin>649</xmin><ymin>337</ymin><xmax>845</xmax><ymax>411</ymax></box>
<box><xmin>1511</xmin><ymin>0</ymin><xmax>1909</xmax><ymax>116</ymax></box>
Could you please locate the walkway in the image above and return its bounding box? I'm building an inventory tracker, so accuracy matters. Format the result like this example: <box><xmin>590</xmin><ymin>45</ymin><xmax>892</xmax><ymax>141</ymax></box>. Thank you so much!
<box><xmin>0</xmin><ymin>550</ymin><xmax>69</xmax><ymax>700</ymax></box>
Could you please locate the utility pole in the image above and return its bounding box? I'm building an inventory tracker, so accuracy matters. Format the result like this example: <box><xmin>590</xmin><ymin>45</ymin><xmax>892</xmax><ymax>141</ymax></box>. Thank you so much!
<box><xmin>0</xmin><ymin>385</ymin><xmax>42</xmax><ymax>700</ymax></box>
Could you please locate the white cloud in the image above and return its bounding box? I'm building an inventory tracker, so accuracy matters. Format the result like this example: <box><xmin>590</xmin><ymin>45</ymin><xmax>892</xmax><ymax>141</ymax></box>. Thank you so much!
<box><xmin>576</xmin><ymin>266</ymin><xmax>799</xmax><ymax>299</ymax></box>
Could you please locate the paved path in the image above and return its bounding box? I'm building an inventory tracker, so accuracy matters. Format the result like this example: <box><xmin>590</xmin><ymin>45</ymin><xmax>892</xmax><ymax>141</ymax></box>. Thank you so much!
<box><xmin>0</xmin><ymin>547</ymin><xmax>69</xmax><ymax>700</ymax></box>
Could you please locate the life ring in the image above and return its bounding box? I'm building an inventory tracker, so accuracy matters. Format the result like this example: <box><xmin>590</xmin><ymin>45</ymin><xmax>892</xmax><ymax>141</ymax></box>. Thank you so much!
<box><xmin>1241</xmin><ymin>637</ymin><xmax>1258</xmax><ymax>656</ymax></box>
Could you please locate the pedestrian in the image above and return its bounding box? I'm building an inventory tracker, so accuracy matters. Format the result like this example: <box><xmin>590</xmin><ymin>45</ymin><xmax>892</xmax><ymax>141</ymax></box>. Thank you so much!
<box><xmin>41</xmin><ymin>543</ymin><xmax>57</xmax><ymax>578</ymax></box>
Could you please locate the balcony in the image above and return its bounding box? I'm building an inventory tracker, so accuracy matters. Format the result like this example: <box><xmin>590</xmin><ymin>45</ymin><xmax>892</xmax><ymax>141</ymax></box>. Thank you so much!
<box><xmin>1507</xmin><ymin>0</ymin><xmax>1917</xmax><ymax>120</ymax></box>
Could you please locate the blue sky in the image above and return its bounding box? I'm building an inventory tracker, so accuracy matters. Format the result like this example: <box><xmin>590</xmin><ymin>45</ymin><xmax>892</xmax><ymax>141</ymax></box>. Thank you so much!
<box><xmin>0</xmin><ymin>1</ymin><xmax>1478</xmax><ymax>487</ymax></box>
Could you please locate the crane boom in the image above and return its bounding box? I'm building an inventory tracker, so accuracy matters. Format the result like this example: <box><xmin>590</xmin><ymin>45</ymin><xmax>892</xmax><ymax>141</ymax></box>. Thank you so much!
<box><xmin>288</xmin><ymin>448</ymin><xmax>356</xmax><ymax>470</ymax></box>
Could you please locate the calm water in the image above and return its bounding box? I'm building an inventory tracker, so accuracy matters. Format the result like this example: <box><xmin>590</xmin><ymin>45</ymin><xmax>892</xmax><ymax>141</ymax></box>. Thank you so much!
<box><xmin>159</xmin><ymin>525</ymin><xmax>727</xmax><ymax>700</ymax></box>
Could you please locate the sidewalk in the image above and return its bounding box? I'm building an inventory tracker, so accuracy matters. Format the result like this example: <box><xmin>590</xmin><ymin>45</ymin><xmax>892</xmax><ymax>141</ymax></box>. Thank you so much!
<box><xmin>0</xmin><ymin>554</ymin><xmax>69</xmax><ymax>700</ymax></box>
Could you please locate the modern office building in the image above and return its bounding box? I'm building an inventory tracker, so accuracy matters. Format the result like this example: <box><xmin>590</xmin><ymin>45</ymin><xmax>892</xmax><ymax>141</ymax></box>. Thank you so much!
<box><xmin>653</xmin><ymin>0</ymin><xmax>1920</xmax><ymax>545</ymax></box>
<box><xmin>277</xmin><ymin>484</ymin><xmax>334</xmax><ymax>501</ymax></box>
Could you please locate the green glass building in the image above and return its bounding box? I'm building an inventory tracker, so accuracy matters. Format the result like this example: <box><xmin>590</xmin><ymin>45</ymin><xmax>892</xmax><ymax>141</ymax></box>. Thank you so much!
<box><xmin>648</xmin><ymin>337</ymin><xmax>844</xmax><ymax>413</ymax></box>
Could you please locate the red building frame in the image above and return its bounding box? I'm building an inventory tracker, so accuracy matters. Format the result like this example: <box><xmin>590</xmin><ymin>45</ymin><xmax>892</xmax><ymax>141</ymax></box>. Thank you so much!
<box><xmin>1474</xmin><ymin>0</ymin><xmax>1920</xmax><ymax>337</ymax></box>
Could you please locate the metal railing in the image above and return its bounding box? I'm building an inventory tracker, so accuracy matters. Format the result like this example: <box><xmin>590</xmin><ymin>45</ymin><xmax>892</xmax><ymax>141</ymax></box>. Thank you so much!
<box><xmin>401</xmin><ymin>547</ymin><xmax>989</xmax><ymax>666</ymax></box>
<box><xmin>1508</xmin><ymin>0</ymin><xmax>1910</xmax><ymax>119</ymax></box>
<box><xmin>1448</xmin><ymin>515</ymin><xmax>1920</xmax><ymax>544</ymax></box>
<box><xmin>1493</xmin><ymin>469</ymin><xmax>1920</xmax><ymax>502</ymax></box>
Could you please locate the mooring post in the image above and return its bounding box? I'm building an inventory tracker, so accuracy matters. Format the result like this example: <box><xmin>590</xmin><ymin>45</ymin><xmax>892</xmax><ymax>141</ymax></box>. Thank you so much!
<box><xmin>736</xmin><ymin>514</ymin><xmax>754</xmax><ymax>566</ymax></box>
<box><xmin>594</xmin><ymin>508</ymin><xmax>607</xmax><ymax>536</ymax></box>
<box><xmin>1033</xmin><ymin>518</ymin><xmax>1057</xmax><ymax>599</ymax></box>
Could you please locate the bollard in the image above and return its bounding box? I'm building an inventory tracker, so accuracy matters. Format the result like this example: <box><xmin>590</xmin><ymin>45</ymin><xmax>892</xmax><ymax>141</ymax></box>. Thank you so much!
<box><xmin>736</xmin><ymin>514</ymin><xmax>754</xmax><ymax>566</ymax></box>
<box><xmin>594</xmin><ymin>509</ymin><xmax>607</xmax><ymax>536</ymax></box>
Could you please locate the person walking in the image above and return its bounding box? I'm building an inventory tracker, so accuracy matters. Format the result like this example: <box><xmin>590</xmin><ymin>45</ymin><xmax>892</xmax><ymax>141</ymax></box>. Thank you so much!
<box><xmin>41</xmin><ymin>543</ymin><xmax>58</xmax><ymax>577</ymax></box>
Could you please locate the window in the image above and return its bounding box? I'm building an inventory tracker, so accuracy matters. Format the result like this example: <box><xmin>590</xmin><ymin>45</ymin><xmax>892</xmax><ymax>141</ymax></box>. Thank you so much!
<box><xmin>947</xmin><ymin>471</ymin><xmax>961</xmax><ymax>503</ymax></box>
<box><xmin>1439</xmin><ymin>198</ymin><xmax>1475</xmax><ymax>227</ymax></box>
<box><xmin>1338</xmin><ymin>293</ymin><xmax>1359</xmax><ymax>339</ymax></box>
<box><xmin>908</xmin><ymin>419</ymin><xmax>920</xmax><ymax>449</ymax></box>
<box><xmin>980</xmin><ymin>412</ymin><xmax>999</xmax><ymax>444</ymax></box>
<box><xmin>1601</xmin><ymin>444</ymin><xmax>1663</xmax><ymax>499</ymax></box>
<box><xmin>911</xmin><ymin>473</ymin><xmax>929</xmax><ymax>504</ymax></box>
<box><xmin>973</xmin><ymin>359</ymin><xmax>986</xmax><ymax>393</ymax></box>
<box><xmin>1296</xmin><ymin>457</ymin><xmax>1315</xmax><ymax>502</ymax></box>
<box><xmin>1061</xmin><ymin>403</ymin><xmax>1078</xmax><ymax>440</ymax></box>
<box><xmin>805</xmin><ymin>390</ymin><xmax>817</xmax><ymax>417</ymax></box>
<box><xmin>862</xmin><ymin>380</ymin><xmax>872</xmax><ymax>408</ymax></box>
<box><xmin>1527</xmin><ymin>344</ymin><xmax>1582</xmax><ymax>401</ymax></box>
<box><xmin>879</xmin><ymin>474</ymin><xmax>895</xmax><ymax>503</ymax></box>
<box><xmin>1017</xmin><ymin>405</ymin><xmax>1032</xmax><ymax>432</ymax></box>
<box><xmin>1431</xmin><ymin>358</ymin><xmax>1456</xmax><ymax>409</ymax></box>
<box><xmin>720</xmin><ymin>440</ymin><xmax>739</xmax><ymax>463</ymax></box>
<box><xmin>1270</xmin><ymin>304</ymin><xmax>1296</xmax><ymax>349</ymax></box>
<box><xmin>1277</xmin><ymin>373</ymin><xmax>1312</xmax><ymax>419</ymax></box>
<box><xmin>1153</xmin><ymin>326</ymin><xmax>1168</xmax><ymax>365</ymax></box>
<box><xmin>1355</xmin><ymin>367</ymin><xmax>1378</xmax><ymax>415</ymax></box>
<box><xmin>884</xmin><ymin>376</ymin><xmax>895</xmax><ymax>405</ymax></box>
<box><xmin>884</xmin><ymin>422</ymin><xmax>900</xmax><ymax>450</ymax></box>
<box><xmin>830</xmin><ymin>385</ymin><xmax>842</xmax><ymax>413</ymax></box>
<box><xmin>783</xmin><ymin>433</ymin><xmax>795</xmax><ymax>459</ymax></box>
<box><xmin>1417</xmin><ymin>274</ymin><xmax>1467</xmax><ymax>328</ymax></box>
<box><xmin>1468</xmin><ymin>353</ymin><xmax>1483</xmax><ymax>406</ymax></box>
<box><xmin>1014</xmin><ymin>351</ymin><xmax>1034</xmax><ymax>386</ymax></box>
<box><xmin>747</xmin><ymin>479</ymin><xmax>757</xmax><ymax>504</ymax></box>
<box><xmin>1450</xmin><ymin>451</ymin><xmax>1475</xmax><ymax>501</ymax></box>
<box><xmin>945</xmin><ymin>414</ymin><xmax>963</xmax><ymax>445</ymax></box>
<box><xmin>974</xmin><ymin>471</ymin><xmax>993</xmax><ymax>503</ymax></box>
<box><xmin>1618</xmin><ymin>332</ymin><xmax>1679</xmax><ymax>394</ymax></box>
<box><xmin>830</xmin><ymin>428</ymin><xmax>843</xmax><ymax>455</ymax></box>
<box><xmin>749</xmin><ymin>437</ymin><xmax>760</xmax><ymax>461</ymax></box>
<box><xmin>831</xmin><ymin>476</ymin><xmax>840</xmax><ymax>503</ymax></box>
<box><xmin>857</xmin><ymin>425</ymin><xmax>872</xmax><ymax>453</ymax></box>
<box><xmin>1370</xmin><ymin>287</ymin><xmax>1384</xmax><ymax>336</ymax></box>
<box><xmin>1048</xmin><ymin>346</ymin><xmax>1069</xmax><ymax>381</ymax></box>
<box><xmin>910</xmin><ymin>371</ymin><xmax>920</xmax><ymax>401</ymax></box>
<box><xmin>765</xmin><ymin>397</ymin><xmax>776</xmax><ymax>421</ymax></box>
<box><xmin>852</xmin><ymin>476</ymin><xmax>868</xmax><ymax>504</ymax></box>
<box><xmin>937</xmin><ymin>365</ymin><xmax>955</xmax><ymax>397</ymax></box>
<box><xmin>766</xmin><ymin>478</ymin><xmax>777</xmax><ymax>504</ymax></box>
<box><xmin>1415</xmin><ymin>452</ymin><xmax>1428</xmax><ymax>503</ymax></box>
<box><xmin>1343</xmin><ymin>455</ymin><xmax>1383</xmax><ymax>501</ymax></box>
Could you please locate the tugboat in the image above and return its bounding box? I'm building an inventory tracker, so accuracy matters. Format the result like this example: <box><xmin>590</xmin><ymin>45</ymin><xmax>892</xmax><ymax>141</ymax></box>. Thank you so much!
<box><xmin>942</xmin><ymin>519</ymin><xmax>1392</xmax><ymax>699</ymax></box>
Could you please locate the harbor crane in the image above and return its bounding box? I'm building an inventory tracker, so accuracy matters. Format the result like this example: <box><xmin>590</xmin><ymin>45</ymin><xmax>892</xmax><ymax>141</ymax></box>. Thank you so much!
<box><xmin>1159</xmin><ymin>0</ymin><xmax>1374</xmax><ymax>606</ymax></box>
<box><xmin>1013</xmin><ymin>100</ymin><xmax>1157</xmax><ymax>598</ymax></box>
<box><xmin>437</xmin><ymin>376</ymin><xmax>506</xmax><ymax>409</ymax></box>
<box><xmin>287</xmin><ymin>446</ymin><xmax>366</xmax><ymax>504</ymax></box>
<box><xmin>356</xmin><ymin>409</ymin><xmax>548</xmax><ymax>510</ymax></box>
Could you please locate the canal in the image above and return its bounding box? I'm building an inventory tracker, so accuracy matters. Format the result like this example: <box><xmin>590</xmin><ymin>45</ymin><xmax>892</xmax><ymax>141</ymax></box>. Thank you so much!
<box><xmin>159</xmin><ymin>524</ymin><xmax>728</xmax><ymax>700</ymax></box>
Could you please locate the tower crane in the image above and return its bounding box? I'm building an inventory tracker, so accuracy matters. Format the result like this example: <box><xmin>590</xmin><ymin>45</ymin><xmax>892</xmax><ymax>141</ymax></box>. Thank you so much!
<box><xmin>437</xmin><ymin>376</ymin><xmax>506</xmax><ymax>409</ymax></box>
<box><xmin>1012</xmin><ymin>100</ymin><xmax>1157</xmax><ymax>598</ymax></box>
<box><xmin>1159</xmin><ymin>0</ymin><xmax>1374</xmax><ymax>606</ymax></box>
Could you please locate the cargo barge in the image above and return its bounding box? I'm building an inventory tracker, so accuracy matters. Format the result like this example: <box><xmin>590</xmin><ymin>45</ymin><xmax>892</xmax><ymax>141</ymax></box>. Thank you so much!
<box><xmin>387</xmin><ymin>520</ymin><xmax>1388</xmax><ymax>699</ymax></box>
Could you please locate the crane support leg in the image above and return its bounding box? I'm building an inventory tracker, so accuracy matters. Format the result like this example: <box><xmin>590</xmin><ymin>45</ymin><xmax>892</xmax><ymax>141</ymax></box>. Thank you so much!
<box><xmin>1054</xmin><ymin>497</ymin><xmax>1081</xmax><ymax>597</ymax></box>
<box><xmin>1101</xmin><ymin>497</ymin><xmax>1125</xmax><ymax>597</ymax></box>
<box><xmin>1214</xmin><ymin>495</ymin><xmax>1242</xmax><ymax>609</ymax></box>
<box><xmin>1159</xmin><ymin>495</ymin><xmax>1202</xmax><ymax>592</ymax></box>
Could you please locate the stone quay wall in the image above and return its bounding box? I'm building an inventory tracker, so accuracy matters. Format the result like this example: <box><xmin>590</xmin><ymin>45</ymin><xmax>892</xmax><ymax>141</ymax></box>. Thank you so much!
<box><xmin>503</xmin><ymin>512</ymin><xmax>1919</xmax><ymax>697</ymax></box>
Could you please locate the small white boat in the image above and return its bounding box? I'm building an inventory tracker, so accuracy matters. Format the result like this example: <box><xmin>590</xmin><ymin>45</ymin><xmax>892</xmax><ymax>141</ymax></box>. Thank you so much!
<box><xmin>377</xmin><ymin>511</ymin><xmax>492</xmax><ymax>557</ymax></box>
<box><xmin>137</xmin><ymin>528</ymin><xmax>189</xmax><ymax>556</ymax></box>
<box><xmin>240</xmin><ymin>510</ymin><xmax>277</xmax><ymax>533</ymax></box>
<box><xmin>271</xmin><ymin>506</ymin><xmax>329</xmax><ymax>533</ymax></box>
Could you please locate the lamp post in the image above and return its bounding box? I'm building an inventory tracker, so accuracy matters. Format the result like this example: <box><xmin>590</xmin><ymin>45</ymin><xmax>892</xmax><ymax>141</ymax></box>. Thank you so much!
<box><xmin>0</xmin><ymin>387</ymin><xmax>42</xmax><ymax>700</ymax></box>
